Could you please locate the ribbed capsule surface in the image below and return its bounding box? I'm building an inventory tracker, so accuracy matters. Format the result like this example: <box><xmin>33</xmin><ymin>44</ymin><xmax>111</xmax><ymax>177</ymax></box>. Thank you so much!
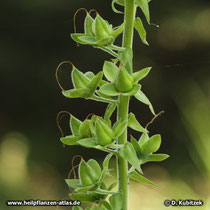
<box><xmin>95</xmin><ymin>119</ymin><xmax>114</xmax><ymax>146</ymax></box>
<box><xmin>95</xmin><ymin>15</ymin><xmax>113</xmax><ymax>40</ymax></box>
<box><xmin>84</xmin><ymin>14</ymin><xmax>95</xmax><ymax>35</ymax></box>
<box><xmin>79</xmin><ymin>160</ymin><xmax>99</xmax><ymax>186</ymax></box>
<box><xmin>116</xmin><ymin>66</ymin><xmax>133</xmax><ymax>92</ymax></box>
<box><xmin>72</xmin><ymin>68</ymin><xmax>90</xmax><ymax>89</ymax></box>
<box><xmin>79</xmin><ymin>120</ymin><xmax>92</xmax><ymax>138</ymax></box>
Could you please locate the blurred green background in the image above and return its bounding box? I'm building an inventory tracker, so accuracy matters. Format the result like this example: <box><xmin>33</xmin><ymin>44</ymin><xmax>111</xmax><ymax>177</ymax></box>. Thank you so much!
<box><xmin>0</xmin><ymin>0</ymin><xmax>210</xmax><ymax>209</ymax></box>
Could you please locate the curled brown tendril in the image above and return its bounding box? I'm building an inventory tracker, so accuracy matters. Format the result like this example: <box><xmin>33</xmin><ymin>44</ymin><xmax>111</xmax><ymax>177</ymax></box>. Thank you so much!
<box><xmin>73</xmin><ymin>8</ymin><xmax>89</xmax><ymax>34</ymax></box>
<box><xmin>86</xmin><ymin>113</ymin><xmax>96</xmax><ymax>120</ymax></box>
<box><xmin>88</xmin><ymin>9</ymin><xmax>98</xmax><ymax>17</ymax></box>
<box><xmin>67</xmin><ymin>155</ymin><xmax>84</xmax><ymax>190</ymax></box>
<box><xmin>145</xmin><ymin>110</ymin><xmax>165</xmax><ymax>130</ymax></box>
<box><xmin>55</xmin><ymin>61</ymin><xmax>74</xmax><ymax>91</ymax></box>
<box><xmin>56</xmin><ymin>111</ymin><xmax>72</xmax><ymax>137</ymax></box>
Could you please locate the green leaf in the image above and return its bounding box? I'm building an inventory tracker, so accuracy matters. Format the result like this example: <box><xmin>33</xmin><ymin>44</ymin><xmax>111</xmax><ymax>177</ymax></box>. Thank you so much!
<box><xmin>134</xmin><ymin>17</ymin><xmax>149</xmax><ymax>45</ymax></box>
<box><xmin>71</xmin><ymin>33</ymin><xmax>92</xmax><ymax>45</ymax></box>
<box><xmin>130</xmin><ymin>135</ymin><xmax>141</xmax><ymax>158</ymax></box>
<box><xmin>87</xmin><ymin>159</ymin><xmax>102</xmax><ymax>176</ymax></box>
<box><xmin>99</xmin><ymin>154</ymin><xmax>113</xmax><ymax>183</ymax></box>
<box><xmin>129</xmin><ymin>170</ymin><xmax>157</xmax><ymax>186</ymax></box>
<box><xmin>109</xmin><ymin>193</ymin><xmax>123</xmax><ymax>210</ymax></box>
<box><xmin>70</xmin><ymin>116</ymin><xmax>82</xmax><ymax>136</ymax></box>
<box><xmin>118</xmin><ymin>48</ymin><xmax>133</xmax><ymax>74</ymax></box>
<box><xmin>141</xmin><ymin>134</ymin><xmax>161</xmax><ymax>156</ymax></box>
<box><xmin>96</xmin><ymin>36</ymin><xmax>114</xmax><ymax>46</ymax></box>
<box><xmin>60</xmin><ymin>135</ymin><xmax>80</xmax><ymax>146</ymax></box>
<box><xmin>122</xmin><ymin>84</ymin><xmax>141</xmax><ymax>96</ymax></box>
<box><xmin>96</xmin><ymin>90</ymin><xmax>116</xmax><ymax>100</ymax></box>
<box><xmin>69</xmin><ymin>192</ymin><xmax>104</xmax><ymax>203</ymax></box>
<box><xmin>136</xmin><ymin>0</ymin><xmax>150</xmax><ymax>24</ymax></box>
<box><xmin>103</xmin><ymin>153</ymin><xmax>113</xmax><ymax>171</ymax></box>
<box><xmin>128</xmin><ymin>112</ymin><xmax>148</xmax><ymax>133</ymax></box>
<box><xmin>78</xmin><ymin>138</ymin><xmax>98</xmax><ymax>148</ymax></box>
<box><xmin>104</xmin><ymin>103</ymin><xmax>117</xmax><ymax>125</ymax></box>
<box><xmin>134</xmin><ymin>89</ymin><xmax>155</xmax><ymax>115</ymax></box>
<box><xmin>99</xmin><ymin>83</ymin><xmax>120</xmax><ymax>96</ymax></box>
<box><xmin>103</xmin><ymin>61</ymin><xmax>119</xmax><ymax>82</ymax></box>
<box><xmin>139</xmin><ymin>132</ymin><xmax>149</xmax><ymax>147</ymax></box>
<box><xmin>132</xmin><ymin>67</ymin><xmax>151</xmax><ymax>83</ymax></box>
<box><xmin>112</xmin><ymin>22</ymin><xmax>125</xmax><ymax>38</ymax></box>
<box><xmin>65</xmin><ymin>179</ymin><xmax>81</xmax><ymax>189</ymax></box>
<box><xmin>75</xmin><ymin>184</ymin><xmax>95</xmax><ymax>193</ymax></box>
<box><xmin>88</xmin><ymin>71</ymin><xmax>103</xmax><ymax>92</ymax></box>
<box><xmin>107</xmin><ymin>182</ymin><xmax>117</xmax><ymax>191</ymax></box>
<box><xmin>84</xmin><ymin>14</ymin><xmax>95</xmax><ymax>36</ymax></box>
<box><xmin>79</xmin><ymin>120</ymin><xmax>92</xmax><ymax>138</ymax></box>
<box><xmin>89</xmin><ymin>115</ymin><xmax>96</xmax><ymax>134</ymax></box>
<box><xmin>110</xmin><ymin>44</ymin><xmax>125</xmax><ymax>51</ymax></box>
<box><xmin>62</xmin><ymin>88</ymin><xmax>91</xmax><ymax>98</ymax></box>
<box><xmin>93</xmin><ymin>189</ymin><xmax>117</xmax><ymax>195</ymax></box>
<box><xmin>100</xmin><ymin>182</ymin><xmax>107</xmax><ymax>190</ymax></box>
<box><xmin>113</xmin><ymin>120</ymin><xmax>127</xmax><ymax>138</ymax></box>
<box><xmin>119</xmin><ymin>142</ymin><xmax>142</xmax><ymax>173</ymax></box>
<box><xmin>85</xmin><ymin>71</ymin><xmax>95</xmax><ymax>80</ymax></box>
<box><xmin>143</xmin><ymin>154</ymin><xmax>169</xmax><ymax>163</ymax></box>
<box><xmin>72</xmin><ymin>67</ymin><xmax>90</xmax><ymax>89</ymax></box>
<box><xmin>77</xmin><ymin>35</ymin><xmax>97</xmax><ymax>45</ymax></box>
<box><xmin>72</xmin><ymin>206</ymin><xmax>83</xmax><ymax>210</ymax></box>
<box><xmin>88</xmin><ymin>206</ymin><xmax>105</xmax><ymax>210</ymax></box>
<box><xmin>98</xmin><ymin>79</ymin><xmax>109</xmax><ymax>88</ymax></box>
<box><xmin>101</xmin><ymin>200</ymin><xmax>112</xmax><ymax>210</ymax></box>
<box><xmin>112</xmin><ymin>120</ymin><xmax>120</xmax><ymax>131</ymax></box>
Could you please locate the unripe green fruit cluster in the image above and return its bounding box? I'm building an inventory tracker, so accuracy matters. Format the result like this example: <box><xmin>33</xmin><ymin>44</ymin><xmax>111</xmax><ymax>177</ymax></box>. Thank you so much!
<box><xmin>57</xmin><ymin>0</ymin><xmax>170</xmax><ymax>208</ymax></box>
<box><xmin>95</xmin><ymin>118</ymin><xmax>115</xmax><ymax>146</ymax></box>
<box><xmin>116</xmin><ymin>66</ymin><xmax>134</xmax><ymax>92</ymax></box>
<box><xmin>71</xmin><ymin>12</ymin><xmax>124</xmax><ymax>47</ymax></box>
<box><xmin>60</xmin><ymin>111</ymin><xmax>128</xmax><ymax>148</ymax></box>
<box><xmin>79</xmin><ymin>159</ymin><xmax>100</xmax><ymax>186</ymax></box>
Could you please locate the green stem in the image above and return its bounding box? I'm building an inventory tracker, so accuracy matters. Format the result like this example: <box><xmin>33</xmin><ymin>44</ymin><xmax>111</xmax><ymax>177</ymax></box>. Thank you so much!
<box><xmin>122</xmin><ymin>0</ymin><xmax>136</xmax><ymax>49</ymax></box>
<box><xmin>117</xmin><ymin>0</ymin><xmax>136</xmax><ymax>210</ymax></box>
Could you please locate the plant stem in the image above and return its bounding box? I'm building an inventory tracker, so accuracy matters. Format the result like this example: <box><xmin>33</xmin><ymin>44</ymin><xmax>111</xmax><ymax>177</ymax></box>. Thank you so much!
<box><xmin>122</xmin><ymin>0</ymin><xmax>136</xmax><ymax>49</ymax></box>
<box><xmin>117</xmin><ymin>0</ymin><xmax>136</xmax><ymax>209</ymax></box>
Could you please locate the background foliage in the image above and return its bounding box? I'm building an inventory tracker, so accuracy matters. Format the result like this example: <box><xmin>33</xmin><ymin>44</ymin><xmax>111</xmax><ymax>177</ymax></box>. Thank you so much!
<box><xmin>0</xmin><ymin>0</ymin><xmax>210</xmax><ymax>209</ymax></box>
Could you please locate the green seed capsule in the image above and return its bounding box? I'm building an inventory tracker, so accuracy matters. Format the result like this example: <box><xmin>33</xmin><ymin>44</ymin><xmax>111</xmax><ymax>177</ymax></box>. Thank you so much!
<box><xmin>95</xmin><ymin>36</ymin><xmax>114</xmax><ymax>46</ymax></box>
<box><xmin>99</xmin><ymin>119</ymin><xmax>115</xmax><ymax>139</ymax></box>
<box><xmin>116</xmin><ymin>66</ymin><xmax>133</xmax><ymax>92</ymax></box>
<box><xmin>95</xmin><ymin>15</ymin><xmax>113</xmax><ymax>41</ymax></box>
<box><xmin>70</xmin><ymin>115</ymin><xmax>82</xmax><ymax>136</ymax></box>
<box><xmin>84</xmin><ymin>14</ymin><xmax>95</xmax><ymax>36</ymax></box>
<box><xmin>95</xmin><ymin>119</ymin><xmax>115</xmax><ymax>146</ymax></box>
<box><xmin>79</xmin><ymin>159</ymin><xmax>99</xmax><ymax>186</ymax></box>
<box><xmin>79</xmin><ymin>120</ymin><xmax>92</xmax><ymax>137</ymax></box>
<box><xmin>72</xmin><ymin>67</ymin><xmax>90</xmax><ymax>89</ymax></box>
